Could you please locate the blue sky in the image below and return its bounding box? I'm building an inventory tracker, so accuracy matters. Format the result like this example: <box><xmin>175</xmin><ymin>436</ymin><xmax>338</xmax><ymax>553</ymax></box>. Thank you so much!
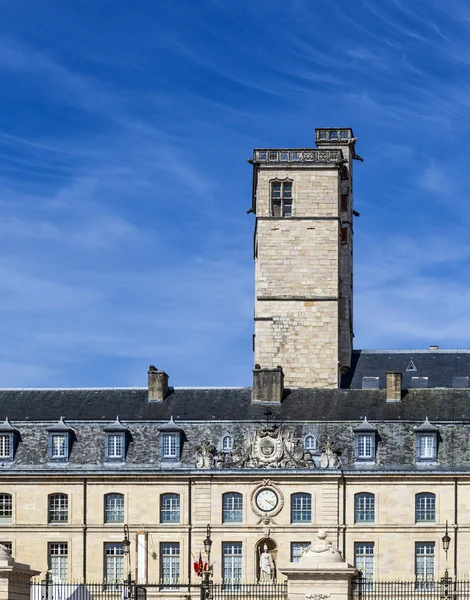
<box><xmin>1</xmin><ymin>0</ymin><xmax>470</xmax><ymax>388</ymax></box>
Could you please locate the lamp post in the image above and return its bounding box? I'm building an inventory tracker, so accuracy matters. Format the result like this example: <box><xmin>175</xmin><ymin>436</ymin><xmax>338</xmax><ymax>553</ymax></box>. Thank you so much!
<box><xmin>203</xmin><ymin>525</ymin><xmax>213</xmax><ymax>599</ymax></box>
<box><xmin>441</xmin><ymin>521</ymin><xmax>452</xmax><ymax>599</ymax></box>
<box><xmin>122</xmin><ymin>524</ymin><xmax>133</xmax><ymax>599</ymax></box>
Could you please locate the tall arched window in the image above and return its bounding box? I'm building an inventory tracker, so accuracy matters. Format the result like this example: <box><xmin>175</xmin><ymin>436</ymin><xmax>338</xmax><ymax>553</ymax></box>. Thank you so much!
<box><xmin>48</xmin><ymin>494</ymin><xmax>68</xmax><ymax>524</ymax></box>
<box><xmin>160</xmin><ymin>493</ymin><xmax>180</xmax><ymax>523</ymax></box>
<box><xmin>416</xmin><ymin>493</ymin><xmax>436</xmax><ymax>522</ymax></box>
<box><xmin>222</xmin><ymin>436</ymin><xmax>233</xmax><ymax>452</ymax></box>
<box><xmin>104</xmin><ymin>493</ymin><xmax>124</xmax><ymax>523</ymax></box>
<box><xmin>354</xmin><ymin>493</ymin><xmax>375</xmax><ymax>523</ymax></box>
<box><xmin>0</xmin><ymin>494</ymin><xmax>12</xmax><ymax>523</ymax></box>
<box><xmin>291</xmin><ymin>493</ymin><xmax>311</xmax><ymax>523</ymax></box>
<box><xmin>304</xmin><ymin>436</ymin><xmax>317</xmax><ymax>452</ymax></box>
<box><xmin>222</xmin><ymin>492</ymin><xmax>243</xmax><ymax>523</ymax></box>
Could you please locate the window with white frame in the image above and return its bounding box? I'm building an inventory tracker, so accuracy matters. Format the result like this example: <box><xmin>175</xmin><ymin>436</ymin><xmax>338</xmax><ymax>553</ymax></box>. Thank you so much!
<box><xmin>0</xmin><ymin>435</ymin><xmax>12</xmax><ymax>460</ymax></box>
<box><xmin>415</xmin><ymin>542</ymin><xmax>435</xmax><ymax>590</ymax></box>
<box><xmin>223</xmin><ymin>492</ymin><xmax>243</xmax><ymax>523</ymax></box>
<box><xmin>104</xmin><ymin>493</ymin><xmax>124</xmax><ymax>524</ymax></box>
<box><xmin>354</xmin><ymin>493</ymin><xmax>375</xmax><ymax>523</ymax></box>
<box><xmin>271</xmin><ymin>181</ymin><xmax>293</xmax><ymax>217</ymax></box>
<box><xmin>160</xmin><ymin>493</ymin><xmax>180</xmax><ymax>523</ymax></box>
<box><xmin>416</xmin><ymin>434</ymin><xmax>436</xmax><ymax>461</ymax></box>
<box><xmin>48</xmin><ymin>494</ymin><xmax>68</xmax><ymax>524</ymax></box>
<box><xmin>291</xmin><ymin>542</ymin><xmax>310</xmax><ymax>563</ymax></box>
<box><xmin>304</xmin><ymin>436</ymin><xmax>316</xmax><ymax>452</ymax></box>
<box><xmin>291</xmin><ymin>493</ymin><xmax>312</xmax><ymax>523</ymax></box>
<box><xmin>0</xmin><ymin>495</ymin><xmax>12</xmax><ymax>523</ymax></box>
<box><xmin>49</xmin><ymin>542</ymin><xmax>68</xmax><ymax>583</ymax></box>
<box><xmin>49</xmin><ymin>434</ymin><xmax>68</xmax><ymax>460</ymax></box>
<box><xmin>222</xmin><ymin>435</ymin><xmax>233</xmax><ymax>452</ymax></box>
<box><xmin>160</xmin><ymin>542</ymin><xmax>180</xmax><ymax>588</ymax></box>
<box><xmin>354</xmin><ymin>543</ymin><xmax>374</xmax><ymax>590</ymax></box>
<box><xmin>222</xmin><ymin>542</ymin><xmax>242</xmax><ymax>586</ymax></box>
<box><xmin>105</xmin><ymin>434</ymin><xmax>125</xmax><ymax>460</ymax></box>
<box><xmin>161</xmin><ymin>433</ymin><xmax>179</xmax><ymax>459</ymax></box>
<box><xmin>104</xmin><ymin>543</ymin><xmax>124</xmax><ymax>584</ymax></box>
<box><xmin>415</xmin><ymin>493</ymin><xmax>435</xmax><ymax>522</ymax></box>
<box><xmin>355</xmin><ymin>434</ymin><xmax>375</xmax><ymax>460</ymax></box>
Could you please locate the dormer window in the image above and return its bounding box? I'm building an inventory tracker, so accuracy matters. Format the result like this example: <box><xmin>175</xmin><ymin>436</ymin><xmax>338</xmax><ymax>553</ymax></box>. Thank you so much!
<box><xmin>0</xmin><ymin>418</ymin><xmax>19</xmax><ymax>461</ymax></box>
<box><xmin>222</xmin><ymin>435</ymin><xmax>233</xmax><ymax>452</ymax></box>
<box><xmin>415</xmin><ymin>418</ymin><xmax>438</xmax><ymax>462</ymax></box>
<box><xmin>304</xmin><ymin>435</ymin><xmax>317</xmax><ymax>452</ymax></box>
<box><xmin>158</xmin><ymin>417</ymin><xmax>183</xmax><ymax>462</ymax></box>
<box><xmin>47</xmin><ymin>418</ymin><xmax>74</xmax><ymax>462</ymax></box>
<box><xmin>353</xmin><ymin>418</ymin><xmax>378</xmax><ymax>462</ymax></box>
<box><xmin>103</xmin><ymin>417</ymin><xmax>128</xmax><ymax>462</ymax></box>
<box><xmin>271</xmin><ymin>181</ymin><xmax>293</xmax><ymax>217</ymax></box>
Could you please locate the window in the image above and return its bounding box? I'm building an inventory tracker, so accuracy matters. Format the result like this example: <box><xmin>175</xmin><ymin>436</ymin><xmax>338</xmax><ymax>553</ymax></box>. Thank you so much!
<box><xmin>49</xmin><ymin>543</ymin><xmax>68</xmax><ymax>582</ymax></box>
<box><xmin>362</xmin><ymin>377</ymin><xmax>379</xmax><ymax>390</ymax></box>
<box><xmin>354</xmin><ymin>543</ymin><xmax>374</xmax><ymax>591</ymax></box>
<box><xmin>291</xmin><ymin>542</ymin><xmax>310</xmax><ymax>563</ymax></box>
<box><xmin>330</xmin><ymin>130</ymin><xmax>339</xmax><ymax>140</ymax></box>
<box><xmin>105</xmin><ymin>543</ymin><xmax>124</xmax><ymax>584</ymax></box>
<box><xmin>223</xmin><ymin>493</ymin><xmax>243</xmax><ymax>523</ymax></box>
<box><xmin>48</xmin><ymin>494</ymin><xmax>68</xmax><ymax>524</ymax></box>
<box><xmin>415</xmin><ymin>542</ymin><xmax>435</xmax><ymax>590</ymax></box>
<box><xmin>355</xmin><ymin>434</ymin><xmax>375</xmax><ymax>460</ymax></box>
<box><xmin>222</xmin><ymin>542</ymin><xmax>242</xmax><ymax>587</ymax></box>
<box><xmin>416</xmin><ymin>493</ymin><xmax>436</xmax><ymax>522</ymax></box>
<box><xmin>160</xmin><ymin>494</ymin><xmax>180</xmax><ymax>524</ymax></box>
<box><xmin>160</xmin><ymin>543</ymin><xmax>180</xmax><ymax>588</ymax></box>
<box><xmin>412</xmin><ymin>377</ymin><xmax>428</xmax><ymax>388</ymax></box>
<box><xmin>341</xmin><ymin>195</ymin><xmax>348</xmax><ymax>212</ymax></box>
<box><xmin>319</xmin><ymin>131</ymin><xmax>327</xmax><ymax>140</ymax></box>
<box><xmin>0</xmin><ymin>542</ymin><xmax>11</xmax><ymax>554</ymax></box>
<box><xmin>0</xmin><ymin>494</ymin><xmax>12</xmax><ymax>523</ymax></box>
<box><xmin>291</xmin><ymin>493</ymin><xmax>312</xmax><ymax>523</ymax></box>
<box><xmin>271</xmin><ymin>181</ymin><xmax>293</xmax><ymax>217</ymax></box>
<box><xmin>416</xmin><ymin>434</ymin><xmax>436</xmax><ymax>461</ymax></box>
<box><xmin>341</xmin><ymin>226</ymin><xmax>349</xmax><ymax>244</ymax></box>
<box><xmin>453</xmin><ymin>376</ymin><xmax>469</xmax><ymax>388</ymax></box>
<box><xmin>105</xmin><ymin>434</ymin><xmax>125</xmax><ymax>460</ymax></box>
<box><xmin>340</xmin><ymin>130</ymin><xmax>349</xmax><ymax>140</ymax></box>
<box><xmin>0</xmin><ymin>435</ymin><xmax>12</xmax><ymax>460</ymax></box>
<box><xmin>105</xmin><ymin>494</ymin><xmax>124</xmax><ymax>524</ymax></box>
<box><xmin>161</xmin><ymin>433</ymin><xmax>179</xmax><ymax>459</ymax></box>
<box><xmin>304</xmin><ymin>436</ymin><xmax>317</xmax><ymax>452</ymax></box>
<box><xmin>222</xmin><ymin>436</ymin><xmax>233</xmax><ymax>452</ymax></box>
<box><xmin>49</xmin><ymin>434</ymin><xmax>68</xmax><ymax>460</ymax></box>
<box><xmin>354</xmin><ymin>493</ymin><xmax>375</xmax><ymax>523</ymax></box>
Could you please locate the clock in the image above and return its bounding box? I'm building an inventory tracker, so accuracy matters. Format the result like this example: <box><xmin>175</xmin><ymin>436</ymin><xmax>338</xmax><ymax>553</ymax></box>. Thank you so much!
<box><xmin>255</xmin><ymin>488</ymin><xmax>279</xmax><ymax>512</ymax></box>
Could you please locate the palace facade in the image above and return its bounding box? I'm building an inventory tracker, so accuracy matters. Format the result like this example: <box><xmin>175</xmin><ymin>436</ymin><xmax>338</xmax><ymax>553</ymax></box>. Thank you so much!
<box><xmin>0</xmin><ymin>128</ymin><xmax>467</xmax><ymax>589</ymax></box>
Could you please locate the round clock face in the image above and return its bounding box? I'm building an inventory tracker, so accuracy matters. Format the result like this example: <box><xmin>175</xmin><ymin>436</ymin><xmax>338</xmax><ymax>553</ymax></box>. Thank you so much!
<box><xmin>256</xmin><ymin>488</ymin><xmax>279</xmax><ymax>512</ymax></box>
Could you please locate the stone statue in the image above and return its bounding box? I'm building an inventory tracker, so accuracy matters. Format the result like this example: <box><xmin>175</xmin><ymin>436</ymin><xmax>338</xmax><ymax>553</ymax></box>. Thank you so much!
<box><xmin>320</xmin><ymin>437</ymin><xmax>340</xmax><ymax>469</ymax></box>
<box><xmin>259</xmin><ymin>544</ymin><xmax>275</xmax><ymax>583</ymax></box>
<box><xmin>195</xmin><ymin>440</ymin><xmax>215</xmax><ymax>469</ymax></box>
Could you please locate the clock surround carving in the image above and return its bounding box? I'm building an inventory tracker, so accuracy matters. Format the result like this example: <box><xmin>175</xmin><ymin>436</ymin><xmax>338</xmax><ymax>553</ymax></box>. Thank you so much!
<box><xmin>250</xmin><ymin>479</ymin><xmax>284</xmax><ymax>524</ymax></box>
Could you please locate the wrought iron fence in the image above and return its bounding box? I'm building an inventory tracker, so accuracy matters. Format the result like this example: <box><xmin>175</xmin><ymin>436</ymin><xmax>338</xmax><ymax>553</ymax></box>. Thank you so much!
<box><xmin>205</xmin><ymin>582</ymin><xmax>288</xmax><ymax>600</ymax></box>
<box><xmin>352</xmin><ymin>578</ymin><xmax>470</xmax><ymax>599</ymax></box>
<box><xmin>30</xmin><ymin>581</ymin><xmax>200</xmax><ymax>599</ymax></box>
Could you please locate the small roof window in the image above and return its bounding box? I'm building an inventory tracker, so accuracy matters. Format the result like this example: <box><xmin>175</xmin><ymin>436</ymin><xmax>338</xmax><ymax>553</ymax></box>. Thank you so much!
<box><xmin>412</xmin><ymin>377</ymin><xmax>428</xmax><ymax>388</ymax></box>
<box><xmin>362</xmin><ymin>377</ymin><xmax>379</xmax><ymax>389</ymax></box>
<box><xmin>453</xmin><ymin>376</ymin><xmax>469</xmax><ymax>388</ymax></box>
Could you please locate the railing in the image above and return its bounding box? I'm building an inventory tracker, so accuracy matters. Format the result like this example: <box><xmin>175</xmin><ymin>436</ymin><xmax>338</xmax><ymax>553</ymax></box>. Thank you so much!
<box><xmin>254</xmin><ymin>149</ymin><xmax>343</xmax><ymax>164</ymax></box>
<box><xmin>352</xmin><ymin>578</ymin><xmax>469</xmax><ymax>599</ymax></box>
<box><xmin>206</xmin><ymin>582</ymin><xmax>288</xmax><ymax>600</ymax></box>
<box><xmin>30</xmin><ymin>581</ymin><xmax>200</xmax><ymax>599</ymax></box>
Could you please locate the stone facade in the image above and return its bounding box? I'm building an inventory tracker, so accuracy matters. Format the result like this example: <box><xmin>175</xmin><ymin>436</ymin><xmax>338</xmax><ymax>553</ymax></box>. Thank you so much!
<box><xmin>252</xmin><ymin>128</ymin><xmax>356</xmax><ymax>388</ymax></box>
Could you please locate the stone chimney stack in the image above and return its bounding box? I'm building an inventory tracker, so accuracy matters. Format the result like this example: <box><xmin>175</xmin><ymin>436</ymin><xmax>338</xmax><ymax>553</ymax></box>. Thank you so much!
<box><xmin>386</xmin><ymin>371</ymin><xmax>402</xmax><ymax>402</ymax></box>
<box><xmin>252</xmin><ymin>365</ymin><xmax>284</xmax><ymax>403</ymax></box>
<box><xmin>148</xmin><ymin>365</ymin><xmax>169</xmax><ymax>401</ymax></box>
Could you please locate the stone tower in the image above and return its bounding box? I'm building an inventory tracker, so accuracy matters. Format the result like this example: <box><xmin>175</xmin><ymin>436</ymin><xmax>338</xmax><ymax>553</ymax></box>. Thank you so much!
<box><xmin>250</xmin><ymin>128</ymin><xmax>359</xmax><ymax>390</ymax></box>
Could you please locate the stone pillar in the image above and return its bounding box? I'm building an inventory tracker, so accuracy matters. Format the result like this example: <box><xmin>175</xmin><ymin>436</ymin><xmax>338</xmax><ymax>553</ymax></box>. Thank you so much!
<box><xmin>0</xmin><ymin>546</ymin><xmax>40</xmax><ymax>600</ymax></box>
<box><xmin>279</xmin><ymin>530</ymin><xmax>357</xmax><ymax>600</ymax></box>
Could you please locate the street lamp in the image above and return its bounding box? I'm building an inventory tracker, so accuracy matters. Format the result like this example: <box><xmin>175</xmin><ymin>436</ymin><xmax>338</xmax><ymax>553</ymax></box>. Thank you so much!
<box><xmin>441</xmin><ymin>521</ymin><xmax>452</xmax><ymax>598</ymax></box>
<box><xmin>122</xmin><ymin>524</ymin><xmax>133</xmax><ymax>599</ymax></box>
<box><xmin>442</xmin><ymin>521</ymin><xmax>451</xmax><ymax>558</ymax></box>
<box><xmin>202</xmin><ymin>525</ymin><xmax>213</xmax><ymax>599</ymax></box>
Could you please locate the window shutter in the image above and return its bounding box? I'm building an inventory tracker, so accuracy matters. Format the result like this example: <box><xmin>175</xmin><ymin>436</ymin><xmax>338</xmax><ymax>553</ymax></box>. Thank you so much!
<box><xmin>416</xmin><ymin>435</ymin><xmax>421</xmax><ymax>459</ymax></box>
<box><xmin>64</xmin><ymin>434</ymin><xmax>70</xmax><ymax>459</ymax></box>
<box><xmin>159</xmin><ymin>434</ymin><xmax>165</xmax><ymax>458</ymax></box>
<box><xmin>370</xmin><ymin>434</ymin><xmax>376</xmax><ymax>458</ymax></box>
<box><xmin>175</xmin><ymin>433</ymin><xmax>181</xmax><ymax>460</ymax></box>
<box><xmin>431</xmin><ymin>434</ymin><xmax>436</xmax><ymax>458</ymax></box>
<box><xmin>47</xmin><ymin>434</ymin><xmax>53</xmax><ymax>458</ymax></box>
<box><xmin>104</xmin><ymin>435</ymin><xmax>109</xmax><ymax>459</ymax></box>
<box><xmin>354</xmin><ymin>434</ymin><xmax>359</xmax><ymax>459</ymax></box>
<box><xmin>8</xmin><ymin>434</ymin><xmax>14</xmax><ymax>459</ymax></box>
<box><xmin>120</xmin><ymin>433</ymin><xmax>126</xmax><ymax>459</ymax></box>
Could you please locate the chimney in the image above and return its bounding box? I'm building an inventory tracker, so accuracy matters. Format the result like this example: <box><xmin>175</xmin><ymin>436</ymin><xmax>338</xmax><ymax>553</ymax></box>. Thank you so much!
<box><xmin>386</xmin><ymin>371</ymin><xmax>402</xmax><ymax>402</ymax></box>
<box><xmin>148</xmin><ymin>365</ymin><xmax>169</xmax><ymax>401</ymax></box>
<box><xmin>252</xmin><ymin>365</ymin><xmax>284</xmax><ymax>403</ymax></box>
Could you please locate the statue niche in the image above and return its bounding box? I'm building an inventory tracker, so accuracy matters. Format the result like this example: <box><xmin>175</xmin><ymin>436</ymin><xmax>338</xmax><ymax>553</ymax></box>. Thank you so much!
<box><xmin>256</xmin><ymin>538</ymin><xmax>277</xmax><ymax>583</ymax></box>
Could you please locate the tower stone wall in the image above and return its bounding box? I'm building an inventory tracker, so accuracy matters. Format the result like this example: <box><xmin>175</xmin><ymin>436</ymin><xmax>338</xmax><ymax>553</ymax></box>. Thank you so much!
<box><xmin>252</xmin><ymin>129</ymin><xmax>357</xmax><ymax>389</ymax></box>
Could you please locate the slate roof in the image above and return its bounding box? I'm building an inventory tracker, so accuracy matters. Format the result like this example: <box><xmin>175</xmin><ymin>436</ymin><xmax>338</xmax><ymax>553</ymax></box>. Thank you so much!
<box><xmin>342</xmin><ymin>349</ymin><xmax>470</xmax><ymax>389</ymax></box>
<box><xmin>2</xmin><ymin>386</ymin><xmax>470</xmax><ymax>422</ymax></box>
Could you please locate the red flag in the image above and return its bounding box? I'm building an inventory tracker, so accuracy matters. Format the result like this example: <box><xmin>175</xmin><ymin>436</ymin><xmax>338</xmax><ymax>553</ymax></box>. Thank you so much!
<box><xmin>194</xmin><ymin>551</ymin><xmax>204</xmax><ymax>576</ymax></box>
